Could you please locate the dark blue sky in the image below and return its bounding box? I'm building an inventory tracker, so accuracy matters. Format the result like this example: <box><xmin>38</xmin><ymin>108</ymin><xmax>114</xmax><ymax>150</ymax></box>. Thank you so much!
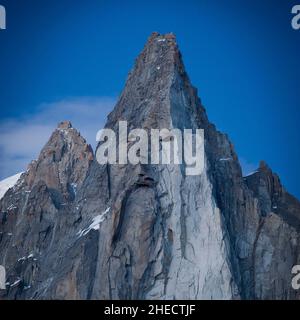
<box><xmin>0</xmin><ymin>0</ymin><xmax>299</xmax><ymax>198</ymax></box>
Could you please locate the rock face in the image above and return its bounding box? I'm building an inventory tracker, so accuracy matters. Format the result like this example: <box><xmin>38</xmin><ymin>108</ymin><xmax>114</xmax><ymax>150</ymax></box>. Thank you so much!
<box><xmin>0</xmin><ymin>32</ymin><xmax>299</xmax><ymax>300</ymax></box>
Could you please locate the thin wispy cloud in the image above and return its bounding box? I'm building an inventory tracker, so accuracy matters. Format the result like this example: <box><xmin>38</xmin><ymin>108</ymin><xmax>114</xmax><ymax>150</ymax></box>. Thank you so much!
<box><xmin>0</xmin><ymin>97</ymin><xmax>116</xmax><ymax>179</ymax></box>
<box><xmin>239</xmin><ymin>157</ymin><xmax>258</xmax><ymax>177</ymax></box>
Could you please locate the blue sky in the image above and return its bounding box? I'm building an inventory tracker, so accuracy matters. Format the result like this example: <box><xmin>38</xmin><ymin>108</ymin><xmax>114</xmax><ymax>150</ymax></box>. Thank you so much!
<box><xmin>0</xmin><ymin>0</ymin><xmax>299</xmax><ymax>198</ymax></box>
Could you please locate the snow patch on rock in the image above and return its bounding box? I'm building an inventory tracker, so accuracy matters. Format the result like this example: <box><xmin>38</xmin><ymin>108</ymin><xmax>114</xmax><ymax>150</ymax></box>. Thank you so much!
<box><xmin>77</xmin><ymin>207</ymin><xmax>110</xmax><ymax>237</ymax></box>
<box><xmin>0</xmin><ymin>172</ymin><xmax>23</xmax><ymax>200</ymax></box>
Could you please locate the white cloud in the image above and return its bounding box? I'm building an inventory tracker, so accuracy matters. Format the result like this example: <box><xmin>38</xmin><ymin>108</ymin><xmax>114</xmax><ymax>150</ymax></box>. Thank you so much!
<box><xmin>0</xmin><ymin>97</ymin><xmax>116</xmax><ymax>180</ymax></box>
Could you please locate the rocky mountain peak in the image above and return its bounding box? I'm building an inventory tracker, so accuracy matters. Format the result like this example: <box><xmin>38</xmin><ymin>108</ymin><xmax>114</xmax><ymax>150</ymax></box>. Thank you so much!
<box><xmin>106</xmin><ymin>32</ymin><xmax>205</xmax><ymax>132</ymax></box>
<box><xmin>25</xmin><ymin>123</ymin><xmax>93</xmax><ymax>198</ymax></box>
<box><xmin>57</xmin><ymin>120</ymin><xmax>72</xmax><ymax>130</ymax></box>
<box><xmin>0</xmin><ymin>33</ymin><xmax>299</xmax><ymax>300</ymax></box>
<box><xmin>245</xmin><ymin>160</ymin><xmax>283</xmax><ymax>207</ymax></box>
<box><xmin>244</xmin><ymin>160</ymin><xmax>300</xmax><ymax>231</ymax></box>
<box><xmin>140</xmin><ymin>32</ymin><xmax>179</xmax><ymax>66</ymax></box>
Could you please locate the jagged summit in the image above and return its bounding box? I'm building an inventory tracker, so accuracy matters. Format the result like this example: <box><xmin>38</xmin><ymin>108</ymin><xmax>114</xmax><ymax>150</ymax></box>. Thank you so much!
<box><xmin>57</xmin><ymin>120</ymin><xmax>72</xmax><ymax>130</ymax></box>
<box><xmin>244</xmin><ymin>159</ymin><xmax>300</xmax><ymax>230</ymax></box>
<box><xmin>132</xmin><ymin>32</ymin><xmax>186</xmax><ymax>81</ymax></box>
<box><xmin>106</xmin><ymin>31</ymin><xmax>206</xmax><ymax>133</ymax></box>
<box><xmin>149</xmin><ymin>31</ymin><xmax>176</xmax><ymax>40</ymax></box>
<box><xmin>24</xmin><ymin>121</ymin><xmax>93</xmax><ymax>195</ymax></box>
<box><xmin>140</xmin><ymin>32</ymin><xmax>178</xmax><ymax>61</ymax></box>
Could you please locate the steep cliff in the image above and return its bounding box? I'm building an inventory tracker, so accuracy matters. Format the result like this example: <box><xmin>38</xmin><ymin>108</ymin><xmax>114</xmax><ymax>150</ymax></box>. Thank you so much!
<box><xmin>0</xmin><ymin>33</ymin><xmax>299</xmax><ymax>300</ymax></box>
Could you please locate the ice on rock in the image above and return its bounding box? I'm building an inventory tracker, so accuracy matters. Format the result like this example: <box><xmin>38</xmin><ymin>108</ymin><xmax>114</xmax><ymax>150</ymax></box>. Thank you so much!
<box><xmin>0</xmin><ymin>172</ymin><xmax>23</xmax><ymax>200</ymax></box>
<box><xmin>77</xmin><ymin>208</ymin><xmax>110</xmax><ymax>237</ymax></box>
